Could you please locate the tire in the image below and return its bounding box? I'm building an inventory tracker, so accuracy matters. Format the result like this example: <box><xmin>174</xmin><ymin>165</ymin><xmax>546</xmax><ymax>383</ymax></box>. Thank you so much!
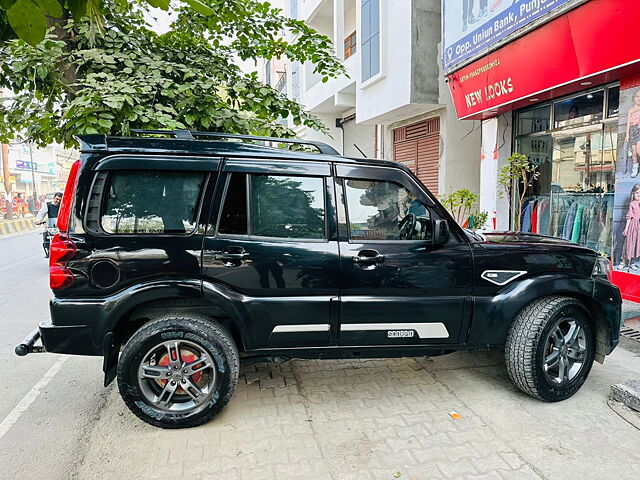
<box><xmin>117</xmin><ymin>314</ymin><xmax>239</xmax><ymax>428</ymax></box>
<box><xmin>505</xmin><ymin>296</ymin><xmax>595</xmax><ymax>402</ymax></box>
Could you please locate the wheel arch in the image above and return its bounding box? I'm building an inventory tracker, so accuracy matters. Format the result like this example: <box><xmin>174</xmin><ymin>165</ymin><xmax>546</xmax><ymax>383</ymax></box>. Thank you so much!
<box><xmin>468</xmin><ymin>274</ymin><xmax>606</xmax><ymax>352</ymax></box>
<box><xmin>102</xmin><ymin>280</ymin><xmax>249</xmax><ymax>386</ymax></box>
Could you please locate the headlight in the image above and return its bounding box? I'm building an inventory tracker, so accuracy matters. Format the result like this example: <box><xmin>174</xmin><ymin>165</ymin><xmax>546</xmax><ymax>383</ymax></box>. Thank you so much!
<box><xmin>592</xmin><ymin>256</ymin><xmax>612</xmax><ymax>281</ymax></box>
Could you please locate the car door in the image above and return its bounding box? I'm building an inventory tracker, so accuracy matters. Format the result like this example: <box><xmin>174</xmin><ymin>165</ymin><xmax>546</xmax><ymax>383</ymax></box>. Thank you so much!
<box><xmin>202</xmin><ymin>159</ymin><xmax>340</xmax><ymax>350</ymax></box>
<box><xmin>335</xmin><ymin>163</ymin><xmax>473</xmax><ymax>346</ymax></box>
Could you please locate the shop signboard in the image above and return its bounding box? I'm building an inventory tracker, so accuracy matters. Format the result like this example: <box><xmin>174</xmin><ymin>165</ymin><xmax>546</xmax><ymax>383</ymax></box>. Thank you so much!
<box><xmin>447</xmin><ymin>0</ymin><xmax>640</xmax><ymax>119</ymax></box>
<box><xmin>442</xmin><ymin>0</ymin><xmax>586</xmax><ymax>72</ymax></box>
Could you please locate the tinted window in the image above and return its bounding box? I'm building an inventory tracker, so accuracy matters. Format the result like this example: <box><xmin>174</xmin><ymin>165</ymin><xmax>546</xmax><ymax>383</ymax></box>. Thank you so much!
<box><xmin>607</xmin><ymin>86</ymin><xmax>619</xmax><ymax>117</ymax></box>
<box><xmin>361</xmin><ymin>0</ymin><xmax>380</xmax><ymax>81</ymax></box>
<box><xmin>554</xmin><ymin>90</ymin><xmax>604</xmax><ymax>127</ymax></box>
<box><xmin>516</xmin><ymin>106</ymin><xmax>551</xmax><ymax>136</ymax></box>
<box><xmin>218</xmin><ymin>173</ymin><xmax>248</xmax><ymax>235</ymax></box>
<box><xmin>345</xmin><ymin>179</ymin><xmax>431</xmax><ymax>240</ymax></box>
<box><xmin>250</xmin><ymin>175</ymin><xmax>325</xmax><ymax>239</ymax></box>
<box><xmin>101</xmin><ymin>171</ymin><xmax>205</xmax><ymax>234</ymax></box>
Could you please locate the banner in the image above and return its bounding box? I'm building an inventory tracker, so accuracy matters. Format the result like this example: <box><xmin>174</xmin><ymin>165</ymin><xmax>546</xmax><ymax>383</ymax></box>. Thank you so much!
<box><xmin>442</xmin><ymin>0</ymin><xmax>585</xmax><ymax>72</ymax></box>
<box><xmin>447</xmin><ymin>0</ymin><xmax>640</xmax><ymax>119</ymax></box>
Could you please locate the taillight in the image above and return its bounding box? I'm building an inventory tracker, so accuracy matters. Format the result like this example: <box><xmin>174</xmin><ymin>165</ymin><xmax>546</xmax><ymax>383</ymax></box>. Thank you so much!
<box><xmin>49</xmin><ymin>234</ymin><xmax>76</xmax><ymax>290</ymax></box>
<box><xmin>57</xmin><ymin>160</ymin><xmax>80</xmax><ymax>233</ymax></box>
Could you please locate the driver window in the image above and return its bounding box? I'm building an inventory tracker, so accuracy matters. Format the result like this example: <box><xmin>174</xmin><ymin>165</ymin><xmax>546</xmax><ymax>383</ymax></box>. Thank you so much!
<box><xmin>344</xmin><ymin>179</ymin><xmax>431</xmax><ymax>241</ymax></box>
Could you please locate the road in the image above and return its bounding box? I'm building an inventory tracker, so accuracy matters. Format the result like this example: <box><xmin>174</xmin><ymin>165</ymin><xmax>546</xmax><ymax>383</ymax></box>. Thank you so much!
<box><xmin>1</xmin><ymin>231</ymin><xmax>640</xmax><ymax>480</ymax></box>
<box><xmin>0</xmin><ymin>232</ymin><xmax>107</xmax><ymax>480</ymax></box>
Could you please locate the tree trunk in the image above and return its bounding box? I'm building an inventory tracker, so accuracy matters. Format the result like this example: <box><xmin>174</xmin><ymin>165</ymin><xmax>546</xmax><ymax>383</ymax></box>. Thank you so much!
<box><xmin>46</xmin><ymin>15</ymin><xmax>79</xmax><ymax>96</ymax></box>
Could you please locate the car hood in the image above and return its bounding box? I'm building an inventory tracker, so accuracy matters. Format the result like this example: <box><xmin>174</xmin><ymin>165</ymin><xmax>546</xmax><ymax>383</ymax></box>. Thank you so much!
<box><xmin>472</xmin><ymin>231</ymin><xmax>596</xmax><ymax>252</ymax></box>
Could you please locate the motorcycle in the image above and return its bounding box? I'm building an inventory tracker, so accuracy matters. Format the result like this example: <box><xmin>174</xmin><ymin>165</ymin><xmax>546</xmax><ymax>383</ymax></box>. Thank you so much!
<box><xmin>39</xmin><ymin>218</ymin><xmax>58</xmax><ymax>258</ymax></box>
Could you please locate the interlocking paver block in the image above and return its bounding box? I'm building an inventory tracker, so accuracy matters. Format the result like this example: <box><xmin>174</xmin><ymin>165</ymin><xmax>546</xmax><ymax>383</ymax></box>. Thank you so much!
<box><xmin>259</xmin><ymin>375</ymin><xmax>286</xmax><ymax>390</ymax></box>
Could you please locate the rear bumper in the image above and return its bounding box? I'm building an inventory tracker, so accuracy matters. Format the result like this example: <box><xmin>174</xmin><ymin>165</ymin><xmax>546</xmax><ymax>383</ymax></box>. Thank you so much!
<box><xmin>39</xmin><ymin>322</ymin><xmax>100</xmax><ymax>355</ymax></box>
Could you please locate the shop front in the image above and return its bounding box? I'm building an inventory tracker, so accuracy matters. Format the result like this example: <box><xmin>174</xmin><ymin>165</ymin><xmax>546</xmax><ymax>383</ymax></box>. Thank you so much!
<box><xmin>443</xmin><ymin>0</ymin><xmax>640</xmax><ymax>301</ymax></box>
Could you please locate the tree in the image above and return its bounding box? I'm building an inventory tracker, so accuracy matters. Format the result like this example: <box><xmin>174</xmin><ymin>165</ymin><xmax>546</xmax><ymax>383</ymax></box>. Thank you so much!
<box><xmin>0</xmin><ymin>0</ymin><xmax>345</xmax><ymax>147</ymax></box>
<box><xmin>497</xmin><ymin>152</ymin><xmax>539</xmax><ymax>231</ymax></box>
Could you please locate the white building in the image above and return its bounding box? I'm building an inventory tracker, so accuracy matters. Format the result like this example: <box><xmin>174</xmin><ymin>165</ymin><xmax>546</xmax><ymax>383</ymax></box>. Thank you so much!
<box><xmin>286</xmin><ymin>0</ymin><xmax>480</xmax><ymax>199</ymax></box>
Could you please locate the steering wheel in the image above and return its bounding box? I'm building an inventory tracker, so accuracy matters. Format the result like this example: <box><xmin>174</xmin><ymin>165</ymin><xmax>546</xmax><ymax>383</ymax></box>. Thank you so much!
<box><xmin>398</xmin><ymin>213</ymin><xmax>417</xmax><ymax>239</ymax></box>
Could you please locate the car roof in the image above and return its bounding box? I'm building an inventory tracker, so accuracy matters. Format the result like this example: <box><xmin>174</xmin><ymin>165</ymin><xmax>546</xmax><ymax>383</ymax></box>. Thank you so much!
<box><xmin>77</xmin><ymin>134</ymin><xmax>402</xmax><ymax>170</ymax></box>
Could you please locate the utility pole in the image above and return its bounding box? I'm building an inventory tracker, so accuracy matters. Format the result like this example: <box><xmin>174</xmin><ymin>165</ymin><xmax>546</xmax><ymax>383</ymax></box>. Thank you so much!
<box><xmin>2</xmin><ymin>142</ymin><xmax>12</xmax><ymax>220</ymax></box>
<box><xmin>28</xmin><ymin>143</ymin><xmax>38</xmax><ymax>204</ymax></box>
<box><xmin>0</xmin><ymin>90</ymin><xmax>13</xmax><ymax>219</ymax></box>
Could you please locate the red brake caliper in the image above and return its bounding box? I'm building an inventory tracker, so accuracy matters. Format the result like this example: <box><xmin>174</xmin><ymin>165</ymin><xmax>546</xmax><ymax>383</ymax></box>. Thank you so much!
<box><xmin>157</xmin><ymin>349</ymin><xmax>203</xmax><ymax>392</ymax></box>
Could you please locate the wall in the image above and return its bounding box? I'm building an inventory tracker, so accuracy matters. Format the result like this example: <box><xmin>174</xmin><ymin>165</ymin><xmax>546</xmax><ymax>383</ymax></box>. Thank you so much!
<box><xmin>479</xmin><ymin>114</ymin><xmax>512</xmax><ymax>231</ymax></box>
<box><xmin>341</xmin><ymin>116</ymin><xmax>375</xmax><ymax>158</ymax></box>
<box><xmin>410</xmin><ymin>0</ymin><xmax>440</xmax><ymax>106</ymax></box>
<box><xmin>356</xmin><ymin>0</ymin><xmax>413</xmax><ymax>123</ymax></box>
<box><xmin>437</xmin><ymin>62</ymin><xmax>481</xmax><ymax>199</ymax></box>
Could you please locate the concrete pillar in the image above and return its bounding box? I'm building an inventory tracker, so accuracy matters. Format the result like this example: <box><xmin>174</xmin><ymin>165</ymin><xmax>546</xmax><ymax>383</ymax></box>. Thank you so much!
<box><xmin>479</xmin><ymin>114</ymin><xmax>511</xmax><ymax>231</ymax></box>
<box><xmin>334</xmin><ymin>0</ymin><xmax>345</xmax><ymax>60</ymax></box>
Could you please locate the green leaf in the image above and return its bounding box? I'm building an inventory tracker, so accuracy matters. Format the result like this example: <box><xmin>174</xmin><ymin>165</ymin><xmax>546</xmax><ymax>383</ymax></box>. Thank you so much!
<box><xmin>34</xmin><ymin>0</ymin><xmax>62</xmax><ymax>17</ymax></box>
<box><xmin>183</xmin><ymin>0</ymin><xmax>215</xmax><ymax>16</ymax></box>
<box><xmin>97</xmin><ymin>118</ymin><xmax>112</xmax><ymax>128</ymax></box>
<box><xmin>7</xmin><ymin>0</ymin><xmax>47</xmax><ymax>45</ymax></box>
<box><xmin>145</xmin><ymin>0</ymin><xmax>170</xmax><ymax>9</ymax></box>
<box><xmin>66</xmin><ymin>0</ymin><xmax>87</xmax><ymax>22</ymax></box>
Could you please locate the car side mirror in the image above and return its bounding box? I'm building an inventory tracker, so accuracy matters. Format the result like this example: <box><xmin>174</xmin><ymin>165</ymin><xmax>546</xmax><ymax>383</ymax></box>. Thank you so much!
<box><xmin>434</xmin><ymin>219</ymin><xmax>449</xmax><ymax>245</ymax></box>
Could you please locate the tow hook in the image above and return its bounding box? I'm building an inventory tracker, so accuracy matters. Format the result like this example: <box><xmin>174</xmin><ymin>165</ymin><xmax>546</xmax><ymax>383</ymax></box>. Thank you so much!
<box><xmin>15</xmin><ymin>329</ymin><xmax>45</xmax><ymax>356</ymax></box>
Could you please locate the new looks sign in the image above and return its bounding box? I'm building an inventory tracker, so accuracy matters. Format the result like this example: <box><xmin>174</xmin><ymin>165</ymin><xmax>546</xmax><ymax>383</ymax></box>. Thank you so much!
<box><xmin>442</xmin><ymin>0</ymin><xmax>586</xmax><ymax>72</ymax></box>
<box><xmin>447</xmin><ymin>0</ymin><xmax>640</xmax><ymax>119</ymax></box>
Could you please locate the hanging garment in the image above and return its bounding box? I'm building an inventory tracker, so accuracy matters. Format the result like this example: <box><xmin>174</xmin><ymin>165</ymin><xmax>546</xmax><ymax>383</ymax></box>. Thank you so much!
<box><xmin>538</xmin><ymin>200</ymin><xmax>550</xmax><ymax>235</ymax></box>
<box><xmin>521</xmin><ymin>200</ymin><xmax>536</xmax><ymax>232</ymax></box>
<box><xmin>571</xmin><ymin>204</ymin><xmax>584</xmax><ymax>243</ymax></box>
<box><xmin>599</xmin><ymin>204</ymin><xmax>613</xmax><ymax>251</ymax></box>
<box><xmin>530</xmin><ymin>202</ymin><xmax>539</xmax><ymax>234</ymax></box>
<box><xmin>563</xmin><ymin>202</ymin><xmax>578</xmax><ymax>240</ymax></box>
<box><xmin>586</xmin><ymin>203</ymin><xmax>604</xmax><ymax>245</ymax></box>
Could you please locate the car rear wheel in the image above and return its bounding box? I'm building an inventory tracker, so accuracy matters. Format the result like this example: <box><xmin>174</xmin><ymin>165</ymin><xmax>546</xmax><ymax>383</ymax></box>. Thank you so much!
<box><xmin>117</xmin><ymin>315</ymin><xmax>239</xmax><ymax>428</ymax></box>
<box><xmin>505</xmin><ymin>296</ymin><xmax>595</xmax><ymax>402</ymax></box>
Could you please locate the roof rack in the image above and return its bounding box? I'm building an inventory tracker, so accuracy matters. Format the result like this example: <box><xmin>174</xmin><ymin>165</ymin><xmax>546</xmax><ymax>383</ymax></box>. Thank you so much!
<box><xmin>129</xmin><ymin>129</ymin><xmax>340</xmax><ymax>156</ymax></box>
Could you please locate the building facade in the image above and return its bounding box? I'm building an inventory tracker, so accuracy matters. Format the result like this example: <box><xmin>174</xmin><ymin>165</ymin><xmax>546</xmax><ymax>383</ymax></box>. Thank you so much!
<box><xmin>288</xmin><ymin>0</ymin><xmax>481</xmax><ymax>199</ymax></box>
<box><xmin>443</xmin><ymin>0</ymin><xmax>640</xmax><ymax>301</ymax></box>
<box><xmin>1</xmin><ymin>142</ymin><xmax>78</xmax><ymax>198</ymax></box>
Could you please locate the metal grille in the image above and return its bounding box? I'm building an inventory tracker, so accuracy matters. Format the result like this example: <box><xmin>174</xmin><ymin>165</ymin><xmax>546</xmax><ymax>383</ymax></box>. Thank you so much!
<box><xmin>620</xmin><ymin>327</ymin><xmax>640</xmax><ymax>341</ymax></box>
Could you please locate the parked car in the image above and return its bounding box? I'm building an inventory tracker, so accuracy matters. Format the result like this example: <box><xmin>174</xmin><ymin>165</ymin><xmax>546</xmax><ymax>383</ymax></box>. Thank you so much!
<box><xmin>15</xmin><ymin>131</ymin><xmax>621</xmax><ymax>429</ymax></box>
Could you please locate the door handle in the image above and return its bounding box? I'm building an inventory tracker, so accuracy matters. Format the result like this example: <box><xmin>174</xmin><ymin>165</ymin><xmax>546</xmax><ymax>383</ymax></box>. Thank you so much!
<box><xmin>352</xmin><ymin>250</ymin><xmax>384</xmax><ymax>265</ymax></box>
<box><xmin>215</xmin><ymin>252</ymin><xmax>250</xmax><ymax>261</ymax></box>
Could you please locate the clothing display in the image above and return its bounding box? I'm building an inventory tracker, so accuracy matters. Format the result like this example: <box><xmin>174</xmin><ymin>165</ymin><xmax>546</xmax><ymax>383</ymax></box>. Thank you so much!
<box><xmin>520</xmin><ymin>193</ymin><xmax>614</xmax><ymax>254</ymax></box>
<box><xmin>622</xmin><ymin>199</ymin><xmax>640</xmax><ymax>260</ymax></box>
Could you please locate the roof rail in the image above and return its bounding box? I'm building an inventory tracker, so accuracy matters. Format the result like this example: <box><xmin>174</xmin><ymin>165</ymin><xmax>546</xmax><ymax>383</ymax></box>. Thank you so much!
<box><xmin>129</xmin><ymin>129</ymin><xmax>340</xmax><ymax>156</ymax></box>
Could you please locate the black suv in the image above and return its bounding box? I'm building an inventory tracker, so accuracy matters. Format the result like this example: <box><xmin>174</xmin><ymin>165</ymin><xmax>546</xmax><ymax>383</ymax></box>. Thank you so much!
<box><xmin>16</xmin><ymin>131</ymin><xmax>621</xmax><ymax>429</ymax></box>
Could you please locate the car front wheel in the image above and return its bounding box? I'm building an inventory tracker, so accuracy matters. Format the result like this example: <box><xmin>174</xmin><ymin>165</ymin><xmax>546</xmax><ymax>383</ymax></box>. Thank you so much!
<box><xmin>117</xmin><ymin>315</ymin><xmax>239</xmax><ymax>428</ymax></box>
<box><xmin>505</xmin><ymin>296</ymin><xmax>595</xmax><ymax>402</ymax></box>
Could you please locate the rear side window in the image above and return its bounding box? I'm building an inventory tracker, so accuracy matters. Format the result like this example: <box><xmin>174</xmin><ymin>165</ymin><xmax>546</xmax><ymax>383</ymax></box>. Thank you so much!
<box><xmin>101</xmin><ymin>171</ymin><xmax>206</xmax><ymax>234</ymax></box>
<box><xmin>217</xmin><ymin>173</ymin><xmax>326</xmax><ymax>239</ymax></box>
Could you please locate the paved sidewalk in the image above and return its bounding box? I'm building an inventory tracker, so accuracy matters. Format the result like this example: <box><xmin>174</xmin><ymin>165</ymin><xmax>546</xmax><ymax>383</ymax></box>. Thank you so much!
<box><xmin>75</xmin><ymin>348</ymin><xmax>640</xmax><ymax>480</ymax></box>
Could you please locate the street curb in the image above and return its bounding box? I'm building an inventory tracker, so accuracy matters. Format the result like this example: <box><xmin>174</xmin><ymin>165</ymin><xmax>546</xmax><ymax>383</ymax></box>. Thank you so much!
<box><xmin>610</xmin><ymin>380</ymin><xmax>640</xmax><ymax>413</ymax></box>
<box><xmin>0</xmin><ymin>218</ymin><xmax>37</xmax><ymax>235</ymax></box>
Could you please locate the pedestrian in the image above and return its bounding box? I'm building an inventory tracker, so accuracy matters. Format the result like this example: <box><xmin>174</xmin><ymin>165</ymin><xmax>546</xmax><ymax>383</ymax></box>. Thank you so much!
<box><xmin>27</xmin><ymin>195</ymin><xmax>35</xmax><ymax>215</ymax></box>
<box><xmin>619</xmin><ymin>183</ymin><xmax>640</xmax><ymax>271</ymax></box>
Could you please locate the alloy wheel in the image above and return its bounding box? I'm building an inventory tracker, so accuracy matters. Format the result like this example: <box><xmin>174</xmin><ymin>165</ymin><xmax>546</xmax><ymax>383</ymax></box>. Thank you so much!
<box><xmin>542</xmin><ymin>317</ymin><xmax>588</xmax><ymax>385</ymax></box>
<box><xmin>137</xmin><ymin>339</ymin><xmax>217</xmax><ymax>414</ymax></box>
